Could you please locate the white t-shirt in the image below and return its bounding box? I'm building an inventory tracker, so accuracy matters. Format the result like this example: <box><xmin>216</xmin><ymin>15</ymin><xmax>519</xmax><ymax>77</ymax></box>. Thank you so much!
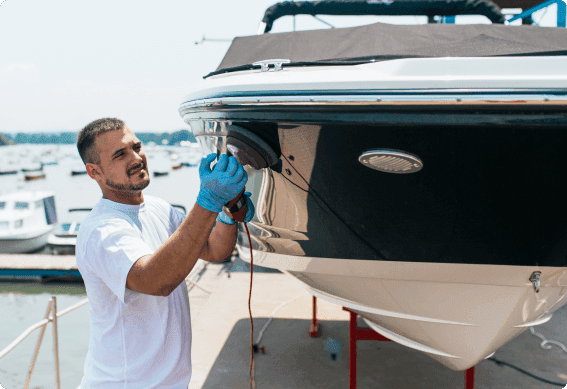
<box><xmin>76</xmin><ymin>196</ymin><xmax>191</xmax><ymax>389</ymax></box>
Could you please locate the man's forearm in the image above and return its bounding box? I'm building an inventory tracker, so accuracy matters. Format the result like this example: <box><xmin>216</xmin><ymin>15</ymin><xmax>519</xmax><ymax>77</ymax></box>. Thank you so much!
<box><xmin>201</xmin><ymin>220</ymin><xmax>238</xmax><ymax>262</ymax></box>
<box><xmin>126</xmin><ymin>203</ymin><xmax>217</xmax><ymax>296</ymax></box>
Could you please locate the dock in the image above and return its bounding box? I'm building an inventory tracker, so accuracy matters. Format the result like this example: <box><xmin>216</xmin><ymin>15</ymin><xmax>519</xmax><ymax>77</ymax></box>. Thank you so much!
<box><xmin>0</xmin><ymin>254</ymin><xmax>81</xmax><ymax>281</ymax></box>
<box><xmin>2</xmin><ymin>255</ymin><xmax>566</xmax><ymax>388</ymax></box>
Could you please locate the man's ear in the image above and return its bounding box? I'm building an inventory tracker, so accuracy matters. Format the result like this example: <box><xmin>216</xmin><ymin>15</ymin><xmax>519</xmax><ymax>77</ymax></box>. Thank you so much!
<box><xmin>86</xmin><ymin>163</ymin><xmax>100</xmax><ymax>180</ymax></box>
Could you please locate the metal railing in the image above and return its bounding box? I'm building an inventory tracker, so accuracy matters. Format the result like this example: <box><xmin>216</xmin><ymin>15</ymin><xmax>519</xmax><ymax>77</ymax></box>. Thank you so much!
<box><xmin>0</xmin><ymin>296</ymin><xmax>89</xmax><ymax>389</ymax></box>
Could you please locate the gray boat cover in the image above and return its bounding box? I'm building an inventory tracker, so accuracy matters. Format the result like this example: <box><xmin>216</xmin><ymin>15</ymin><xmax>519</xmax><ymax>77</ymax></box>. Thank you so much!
<box><xmin>212</xmin><ymin>22</ymin><xmax>567</xmax><ymax>77</ymax></box>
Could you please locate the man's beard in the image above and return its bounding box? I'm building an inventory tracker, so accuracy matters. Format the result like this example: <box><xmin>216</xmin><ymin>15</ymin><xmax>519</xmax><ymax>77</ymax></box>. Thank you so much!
<box><xmin>105</xmin><ymin>178</ymin><xmax>149</xmax><ymax>191</ymax></box>
<box><xmin>105</xmin><ymin>162</ymin><xmax>150</xmax><ymax>191</ymax></box>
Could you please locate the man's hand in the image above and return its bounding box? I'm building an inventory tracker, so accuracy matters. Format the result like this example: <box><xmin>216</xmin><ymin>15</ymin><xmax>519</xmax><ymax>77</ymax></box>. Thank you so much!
<box><xmin>197</xmin><ymin>154</ymin><xmax>248</xmax><ymax>213</ymax></box>
<box><xmin>125</xmin><ymin>154</ymin><xmax>249</xmax><ymax>297</ymax></box>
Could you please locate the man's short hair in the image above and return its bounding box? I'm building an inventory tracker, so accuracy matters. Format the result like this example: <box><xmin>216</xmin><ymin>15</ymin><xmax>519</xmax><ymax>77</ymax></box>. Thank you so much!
<box><xmin>77</xmin><ymin>118</ymin><xmax>125</xmax><ymax>164</ymax></box>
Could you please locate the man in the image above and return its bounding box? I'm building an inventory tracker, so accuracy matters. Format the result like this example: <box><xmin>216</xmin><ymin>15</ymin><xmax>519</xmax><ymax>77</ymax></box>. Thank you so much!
<box><xmin>75</xmin><ymin>118</ymin><xmax>254</xmax><ymax>388</ymax></box>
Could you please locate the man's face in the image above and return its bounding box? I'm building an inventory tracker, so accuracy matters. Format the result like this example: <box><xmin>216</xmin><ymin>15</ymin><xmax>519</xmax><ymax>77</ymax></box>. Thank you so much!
<box><xmin>92</xmin><ymin>127</ymin><xmax>150</xmax><ymax>193</ymax></box>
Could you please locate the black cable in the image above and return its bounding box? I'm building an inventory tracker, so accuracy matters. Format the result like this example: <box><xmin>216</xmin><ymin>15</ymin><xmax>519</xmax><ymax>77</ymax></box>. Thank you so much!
<box><xmin>280</xmin><ymin>155</ymin><xmax>389</xmax><ymax>260</ymax></box>
<box><xmin>487</xmin><ymin>357</ymin><xmax>566</xmax><ymax>387</ymax></box>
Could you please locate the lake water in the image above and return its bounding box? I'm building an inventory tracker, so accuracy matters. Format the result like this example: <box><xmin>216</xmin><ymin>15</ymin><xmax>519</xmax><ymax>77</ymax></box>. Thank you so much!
<box><xmin>0</xmin><ymin>283</ymin><xmax>89</xmax><ymax>389</ymax></box>
<box><xmin>0</xmin><ymin>143</ymin><xmax>205</xmax><ymax>388</ymax></box>
<box><xmin>0</xmin><ymin>143</ymin><xmax>204</xmax><ymax>221</ymax></box>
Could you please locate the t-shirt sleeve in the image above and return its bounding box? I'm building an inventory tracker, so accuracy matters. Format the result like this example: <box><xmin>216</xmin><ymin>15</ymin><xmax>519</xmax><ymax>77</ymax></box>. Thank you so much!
<box><xmin>85</xmin><ymin>218</ymin><xmax>154</xmax><ymax>304</ymax></box>
<box><xmin>170</xmin><ymin>205</ymin><xmax>187</xmax><ymax>231</ymax></box>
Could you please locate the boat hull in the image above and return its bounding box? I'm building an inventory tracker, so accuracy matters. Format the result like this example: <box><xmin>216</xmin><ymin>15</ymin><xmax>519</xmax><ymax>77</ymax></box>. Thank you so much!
<box><xmin>238</xmin><ymin>248</ymin><xmax>567</xmax><ymax>370</ymax></box>
<box><xmin>181</xmin><ymin>102</ymin><xmax>567</xmax><ymax>370</ymax></box>
<box><xmin>46</xmin><ymin>234</ymin><xmax>77</xmax><ymax>255</ymax></box>
<box><xmin>216</xmin><ymin>120</ymin><xmax>567</xmax><ymax>268</ymax></box>
<box><xmin>0</xmin><ymin>229</ymin><xmax>53</xmax><ymax>254</ymax></box>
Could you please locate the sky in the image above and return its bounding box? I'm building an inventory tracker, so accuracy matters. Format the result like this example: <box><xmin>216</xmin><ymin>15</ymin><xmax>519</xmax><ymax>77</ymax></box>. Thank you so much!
<box><xmin>0</xmin><ymin>0</ymin><xmax>560</xmax><ymax>133</ymax></box>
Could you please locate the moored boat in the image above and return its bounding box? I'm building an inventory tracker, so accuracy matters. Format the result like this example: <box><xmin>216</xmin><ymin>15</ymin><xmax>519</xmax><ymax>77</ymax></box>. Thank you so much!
<box><xmin>24</xmin><ymin>172</ymin><xmax>46</xmax><ymax>181</ymax></box>
<box><xmin>0</xmin><ymin>191</ymin><xmax>58</xmax><ymax>253</ymax></box>
<box><xmin>71</xmin><ymin>169</ymin><xmax>87</xmax><ymax>176</ymax></box>
<box><xmin>21</xmin><ymin>164</ymin><xmax>43</xmax><ymax>173</ymax></box>
<box><xmin>178</xmin><ymin>0</ymin><xmax>567</xmax><ymax>372</ymax></box>
<box><xmin>47</xmin><ymin>208</ymin><xmax>91</xmax><ymax>255</ymax></box>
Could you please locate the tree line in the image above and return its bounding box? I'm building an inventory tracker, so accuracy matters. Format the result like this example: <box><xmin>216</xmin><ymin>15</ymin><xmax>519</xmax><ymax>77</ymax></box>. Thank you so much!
<box><xmin>0</xmin><ymin>130</ymin><xmax>196</xmax><ymax>145</ymax></box>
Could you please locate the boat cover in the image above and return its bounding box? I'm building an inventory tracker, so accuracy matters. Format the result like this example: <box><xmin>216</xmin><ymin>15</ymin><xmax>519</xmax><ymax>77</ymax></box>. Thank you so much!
<box><xmin>212</xmin><ymin>22</ymin><xmax>567</xmax><ymax>77</ymax></box>
<box><xmin>261</xmin><ymin>0</ymin><xmax>505</xmax><ymax>32</ymax></box>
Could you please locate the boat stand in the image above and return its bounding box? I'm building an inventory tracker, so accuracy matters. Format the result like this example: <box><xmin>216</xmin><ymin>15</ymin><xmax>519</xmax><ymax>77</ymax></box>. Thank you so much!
<box><xmin>308</xmin><ymin>297</ymin><xmax>476</xmax><ymax>388</ymax></box>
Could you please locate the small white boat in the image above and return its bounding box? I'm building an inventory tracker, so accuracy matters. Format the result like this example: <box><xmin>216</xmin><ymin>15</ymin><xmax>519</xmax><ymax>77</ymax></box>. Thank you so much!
<box><xmin>47</xmin><ymin>208</ymin><xmax>91</xmax><ymax>255</ymax></box>
<box><xmin>0</xmin><ymin>191</ymin><xmax>58</xmax><ymax>253</ymax></box>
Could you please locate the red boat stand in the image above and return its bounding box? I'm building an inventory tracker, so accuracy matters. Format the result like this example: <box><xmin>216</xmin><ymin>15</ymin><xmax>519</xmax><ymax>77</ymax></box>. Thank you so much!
<box><xmin>341</xmin><ymin>307</ymin><xmax>476</xmax><ymax>389</ymax></box>
<box><xmin>309</xmin><ymin>296</ymin><xmax>320</xmax><ymax>337</ymax></box>
<box><xmin>307</xmin><ymin>297</ymin><xmax>475</xmax><ymax>388</ymax></box>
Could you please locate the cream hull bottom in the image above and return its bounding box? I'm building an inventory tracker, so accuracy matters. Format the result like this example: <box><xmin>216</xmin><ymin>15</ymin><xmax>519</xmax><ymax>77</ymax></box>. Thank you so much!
<box><xmin>0</xmin><ymin>230</ymin><xmax>53</xmax><ymax>254</ymax></box>
<box><xmin>237</xmin><ymin>247</ymin><xmax>567</xmax><ymax>371</ymax></box>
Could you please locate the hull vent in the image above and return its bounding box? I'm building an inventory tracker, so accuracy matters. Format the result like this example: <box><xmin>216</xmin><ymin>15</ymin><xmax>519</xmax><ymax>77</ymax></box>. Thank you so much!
<box><xmin>359</xmin><ymin>150</ymin><xmax>423</xmax><ymax>174</ymax></box>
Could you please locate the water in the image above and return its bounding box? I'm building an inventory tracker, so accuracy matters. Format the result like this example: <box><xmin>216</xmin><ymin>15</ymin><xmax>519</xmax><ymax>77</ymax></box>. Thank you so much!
<box><xmin>0</xmin><ymin>284</ymin><xmax>89</xmax><ymax>389</ymax></box>
<box><xmin>0</xmin><ymin>143</ymin><xmax>203</xmax><ymax>220</ymax></box>
<box><xmin>0</xmin><ymin>143</ymin><xmax>204</xmax><ymax>388</ymax></box>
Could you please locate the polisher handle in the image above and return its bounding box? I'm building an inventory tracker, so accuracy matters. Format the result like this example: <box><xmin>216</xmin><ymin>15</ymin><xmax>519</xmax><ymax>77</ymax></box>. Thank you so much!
<box><xmin>223</xmin><ymin>188</ymin><xmax>248</xmax><ymax>222</ymax></box>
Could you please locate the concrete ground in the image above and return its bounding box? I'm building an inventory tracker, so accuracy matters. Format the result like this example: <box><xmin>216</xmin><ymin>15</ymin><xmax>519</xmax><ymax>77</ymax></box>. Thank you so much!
<box><xmin>186</xmin><ymin>257</ymin><xmax>567</xmax><ymax>389</ymax></box>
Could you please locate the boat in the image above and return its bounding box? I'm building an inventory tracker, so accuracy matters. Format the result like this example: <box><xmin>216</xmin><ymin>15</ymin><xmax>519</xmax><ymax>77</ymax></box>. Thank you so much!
<box><xmin>24</xmin><ymin>172</ymin><xmax>46</xmax><ymax>181</ymax></box>
<box><xmin>46</xmin><ymin>208</ymin><xmax>91</xmax><ymax>255</ymax></box>
<box><xmin>21</xmin><ymin>164</ymin><xmax>43</xmax><ymax>173</ymax></box>
<box><xmin>0</xmin><ymin>170</ymin><xmax>18</xmax><ymax>175</ymax></box>
<box><xmin>178</xmin><ymin>0</ymin><xmax>567</xmax><ymax>372</ymax></box>
<box><xmin>172</xmin><ymin>163</ymin><xmax>183</xmax><ymax>170</ymax></box>
<box><xmin>40</xmin><ymin>157</ymin><xmax>58</xmax><ymax>166</ymax></box>
<box><xmin>70</xmin><ymin>169</ymin><xmax>87</xmax><ymax>176</ymax></box>
<box><xmin>153</xmin><ymin>171</ymin><xmax>169</xmax><ymax>177</ymax></box>
<box><xmin>0</xmin><ymin>191</ymin><xmax>58</xmax><ymax>253</ymax></box>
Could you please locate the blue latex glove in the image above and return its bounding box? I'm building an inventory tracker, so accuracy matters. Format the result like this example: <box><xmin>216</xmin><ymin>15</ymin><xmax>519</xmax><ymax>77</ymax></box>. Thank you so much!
<box><xmin>197</xmin><ymin>153</ymin><xmax>248</xmax><ymax>213</ymax></box>
<box><xmin>217</xmin><ymin>192</ymin><xmax>255</xmax><ymax>225</ymax></box>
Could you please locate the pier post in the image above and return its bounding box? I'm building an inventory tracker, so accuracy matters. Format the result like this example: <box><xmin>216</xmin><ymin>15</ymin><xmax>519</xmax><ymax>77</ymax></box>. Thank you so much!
<box><xmin>24</xmin><ymin>299</ymin><xmax>53</xmax><ymax>389</ymax></box>
<box><xmin>52</xmin><ymin>297</ymin><xmax>61</xmax><ymax>389</ymax></box>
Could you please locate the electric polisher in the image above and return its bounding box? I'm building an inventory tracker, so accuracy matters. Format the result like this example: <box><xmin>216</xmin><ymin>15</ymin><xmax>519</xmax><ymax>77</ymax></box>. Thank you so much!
<box><xmin>223</xmin><ymin>188</ymin><xmax>248</xmax><ymax>223</ymax></box>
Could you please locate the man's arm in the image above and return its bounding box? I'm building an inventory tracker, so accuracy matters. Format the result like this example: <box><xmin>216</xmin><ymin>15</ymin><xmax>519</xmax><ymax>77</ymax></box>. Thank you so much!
<box><xmin>125</xmin><ymin>203</ymin><xmax>217</xmax><ymax>297</ymax></box>
<box><xmin>199</xmin><ymin>221</ymin><xmax>238</xmax><ymax>263</ymax></box>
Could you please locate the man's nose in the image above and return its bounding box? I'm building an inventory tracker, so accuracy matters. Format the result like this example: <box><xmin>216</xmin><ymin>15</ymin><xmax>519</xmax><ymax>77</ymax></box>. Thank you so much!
<box><xmin>132</xmin><ymin>150</ymin><xmax>143</xmax><ymax>161</ymax></box>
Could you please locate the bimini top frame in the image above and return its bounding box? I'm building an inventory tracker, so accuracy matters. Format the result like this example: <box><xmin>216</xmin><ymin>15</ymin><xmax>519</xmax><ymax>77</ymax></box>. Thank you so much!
<box><xmin>257</xmin><ymin>0</ymin><xmax>506</xmax><ymax>34</ymax></box>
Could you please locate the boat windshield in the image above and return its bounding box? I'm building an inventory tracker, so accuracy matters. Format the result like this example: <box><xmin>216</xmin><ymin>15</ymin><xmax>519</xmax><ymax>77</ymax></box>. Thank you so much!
<box><xmin>14</xmin><ymin>202</ymin><xmax>29</xmax><ymax>210</ymax></box>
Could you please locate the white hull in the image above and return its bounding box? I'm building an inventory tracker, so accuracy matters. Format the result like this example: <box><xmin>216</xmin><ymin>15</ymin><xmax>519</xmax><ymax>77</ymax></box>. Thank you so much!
<box><xmin>0</xmin><ymin>229</ymin><xmax>53</xmax><ymax>254</ymax></box>
<box><xmin>46</xmin><ymin>234</ymin><xmax>77</xmax><ymax>255</ymax></box>
<box><xmin>238</xmin><ymin>247</ymin><xmax>567</xmax><ymax>371</ymax></box>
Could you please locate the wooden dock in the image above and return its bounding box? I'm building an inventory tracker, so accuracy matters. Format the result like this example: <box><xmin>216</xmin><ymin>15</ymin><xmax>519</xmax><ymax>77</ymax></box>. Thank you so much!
<box><xmin>0</xmin><ymin>254</ymin><xmax>81</xmax><ymax>281</ymax></box>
